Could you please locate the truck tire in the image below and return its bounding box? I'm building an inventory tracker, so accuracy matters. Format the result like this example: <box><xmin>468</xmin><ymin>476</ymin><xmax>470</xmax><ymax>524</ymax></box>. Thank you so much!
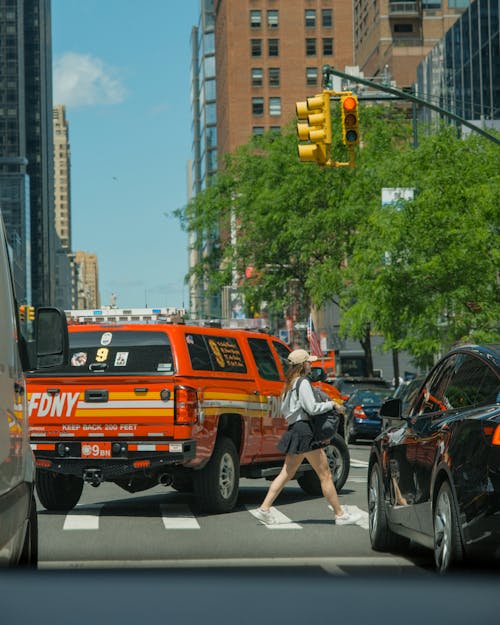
<box><xmin>193</xmin><ymin>436</ymin><xmax>240</xmax><ymax>514</ymax></box>
<box><xmin>36</xmin><ymin>470</ymin><xmax>84</xmax><ymax>512</ymax></box>
<box><xmin>297</xmin><ymin>433</ymin><xmax>350</xmax><ymax>496</ymax></box>
<box><xmin>18</xmin><ymin>492</ymin><xmax>38</xmax><ymax>568</ymax></box>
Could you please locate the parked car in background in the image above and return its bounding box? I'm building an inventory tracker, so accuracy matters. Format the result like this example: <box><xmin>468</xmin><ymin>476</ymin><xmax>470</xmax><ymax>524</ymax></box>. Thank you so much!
<box><xmin>368</xmin><ymin>344</ymin><xmax>500</xmax><ymax>573</ymax></box>
<box><xmin>329</xmin><ymin>376</ymin><xmax>391</xmax><ymax>402</ymax></box>
<box><xmin>344</xmin><ymin>388</ymin><xmax>394</xmax><ymax>443</ymax></box>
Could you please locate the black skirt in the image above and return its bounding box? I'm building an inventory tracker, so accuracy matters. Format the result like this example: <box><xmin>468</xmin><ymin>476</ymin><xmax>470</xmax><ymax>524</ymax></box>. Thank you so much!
<box><xmin>276</xmin><ymin>420</ymin><xmax>328</xmax><ymax>455</ymax></box>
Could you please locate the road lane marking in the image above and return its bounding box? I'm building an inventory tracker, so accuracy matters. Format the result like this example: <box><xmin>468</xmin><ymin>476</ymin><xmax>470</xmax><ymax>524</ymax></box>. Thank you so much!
<box><xmin>247</xmin><ymin>506</ymin><xmax>302</xmax><ymax>529</ymax></box>
<box><xmin>160</xmin><ymin>504</ymin><xmax>200</xmax><ymax>529</ymax></box>
<box><xmin>63</xmin><ymin>505</ymin><xmax>102</xmax><ymax>530</ymax></box>
<box><xmin>347</xmin><ymin>477</ymin><xmax>367</xmax><ymax>483</ymax></box>
<box><xmin>350</xmin><ymin>459</ymin><xmax>369</xmax><ymax>468</ymax></box>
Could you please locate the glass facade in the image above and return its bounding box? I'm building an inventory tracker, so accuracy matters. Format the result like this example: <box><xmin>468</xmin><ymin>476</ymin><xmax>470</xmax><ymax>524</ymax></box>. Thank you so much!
<box><xmin>416</xmin><ymin>0</ymin><xmax>499</xmax><ymax>127</ymax></box>
<box><xmin>190</xmin><ymin>0</ymin><xmax>220</xmax><ymax>319</ymax></box>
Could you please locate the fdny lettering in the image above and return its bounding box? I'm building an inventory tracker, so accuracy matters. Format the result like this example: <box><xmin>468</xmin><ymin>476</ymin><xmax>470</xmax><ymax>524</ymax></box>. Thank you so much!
<box><xmin>28</xmin><ymin>392</ymin><xmax>79</xmax><ymax>418</ymax></box>
<box><xmin>268</xmin><ymin>395</ymin><xmax>282</xmax><ymax>419</ymax></box>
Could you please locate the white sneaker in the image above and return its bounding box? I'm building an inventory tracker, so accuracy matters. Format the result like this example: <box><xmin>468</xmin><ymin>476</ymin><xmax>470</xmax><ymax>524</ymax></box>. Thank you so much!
<box><xmin>253</xmin><ymin>507</ymin><xmax>276</xmax><ymax>525</ymax></box>
<box><xmin>335</xmin><ymin>509</ymin><xmax>362</xmax><ymax>526</ymax></box>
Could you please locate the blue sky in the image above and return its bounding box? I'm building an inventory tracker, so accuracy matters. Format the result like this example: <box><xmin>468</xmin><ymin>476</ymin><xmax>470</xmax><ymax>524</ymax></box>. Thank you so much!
<box><xmin>52</xmin><ymin>0</ymin><xmax>200</xmax><ymax>311</ymax></box>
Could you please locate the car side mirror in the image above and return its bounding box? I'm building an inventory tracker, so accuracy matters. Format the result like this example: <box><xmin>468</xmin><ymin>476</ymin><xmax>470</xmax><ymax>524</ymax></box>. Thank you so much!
<box><xmin>309</xmin><ymin>366</ymin><xmax>326</xmax><ymax>383</ymax></box>
<box><xmin>379</xmin><ymin>398</ymin><xmax>403</xmax><ymax>420</ymax></box>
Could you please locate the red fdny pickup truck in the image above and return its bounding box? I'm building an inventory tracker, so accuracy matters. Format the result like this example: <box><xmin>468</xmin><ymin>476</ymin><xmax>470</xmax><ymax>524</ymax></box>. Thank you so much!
<box><xmin>27</xmin><ymin>309</ymin><xmax>348</xmax><ymax>514</ymax></box>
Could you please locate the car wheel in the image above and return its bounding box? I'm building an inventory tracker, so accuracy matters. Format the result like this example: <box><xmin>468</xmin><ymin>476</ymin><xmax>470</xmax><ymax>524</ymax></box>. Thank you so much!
<box><xmin>368</xmin><ymin>461</ymin><xmax>409</xmax><ymax>552</ymax></box>
<box><xmin>36</xmin><ymin>470</ymin><xmax>84</xmax><ymax>511</ymax></box>
<box><xmin>18</xmin><ymin>493</ymin><xmax>38</xmax><ymax>568</ymax></box>
<box><xmin>194</xmin><ymin>436</ymin><xmax>240</xmax><ymax>514</ymax></box>
<box><xmin>433</xmin><ymin>481</ymin><xmax>464</xmax><ymax>573</ymax></box>
<box><xmin>297</xmin><ymin>434</ymin><xmax>350</xmax><ymax>495</ymax></box>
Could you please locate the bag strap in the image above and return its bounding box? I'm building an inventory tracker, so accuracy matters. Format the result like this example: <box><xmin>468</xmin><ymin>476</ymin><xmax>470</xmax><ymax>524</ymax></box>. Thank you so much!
<box><xmin>294</xmin><ymin>376</ymin><xmax>306</xmax><ymax>399</ymax></box>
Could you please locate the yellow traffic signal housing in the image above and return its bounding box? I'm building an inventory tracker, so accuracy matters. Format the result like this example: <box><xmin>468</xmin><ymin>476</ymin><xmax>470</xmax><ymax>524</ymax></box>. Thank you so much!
<box><xmin>296</xmin><ymin>92</ymin><xmax>332</xmax><ymax>165</ymax></box>
<box><xmin>28</xmin><ymin>306</ymin><xmax>35</xmax><ymax>321</ymax></box>
<box><xmin>341</xmin><ymin>95</ymin><xmax>360</xmax><ymax>146</ymax></box>
<box><xmin>19</xmin><ymin>305</ymin><xmax>26</xmax><ymax>321</ymax></box>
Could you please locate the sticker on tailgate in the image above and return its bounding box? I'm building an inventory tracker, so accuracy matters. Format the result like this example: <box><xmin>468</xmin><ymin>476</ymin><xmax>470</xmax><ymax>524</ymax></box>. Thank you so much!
<box><xmin>81</xmin><ymin>442</ymin><xmax>112</xmax><ymax>458</ymax></box>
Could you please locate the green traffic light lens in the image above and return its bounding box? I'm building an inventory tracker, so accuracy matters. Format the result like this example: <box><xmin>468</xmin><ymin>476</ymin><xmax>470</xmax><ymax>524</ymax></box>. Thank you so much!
<box><xmin>346</xmin><ymin>130</ymin><xmax>358</xmax><ymax>142</ymax></box>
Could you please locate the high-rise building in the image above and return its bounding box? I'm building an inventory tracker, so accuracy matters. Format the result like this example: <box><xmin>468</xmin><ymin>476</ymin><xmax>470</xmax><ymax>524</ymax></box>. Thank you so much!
<box><xmin>215</xmin><ymin>0</ymin><xmax>354</xmax><ymax>156</ymax></box>
<box><xmin>416</xmin><ymin>0</ymin><xmax>500</xmax><ymax>126</ymax></box>
<box><xmin>189</xmin><ymin>0</ymin><xmax>355</xmax><ymax>317</ymax></box>
<box><xmin>74</xmin><ymin>250</ymin><xmax>100</xmax><ymax>310</ymax></box>
<box><xmin>53</xmin><ymin>105</ymin><xmax>71</xmax><ymax>251</ymax></box>
<box><xmin>0</xmin><ymin>0</ymin><xmax>56</xmax><ymax>306</ymax></box>
<box><xmin>353</xmin><ymin>0</ymin><xmax>471</xmax><ymax>88</ymax></box>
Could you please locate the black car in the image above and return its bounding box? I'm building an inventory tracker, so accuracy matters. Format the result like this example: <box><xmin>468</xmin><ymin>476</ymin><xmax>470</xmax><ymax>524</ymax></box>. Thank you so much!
<box><xmin>367</xmin><ymin>344</ymin><xmax>500</xmax><ymax>572</ymax></box>
<box><xmin>344</xmin><ymin>388</ymin><xmax>394</xmax><ymax>443</ymax></box>
<box><xmin>329</xmin><ymin>376</ymin><xmax>391</xmax><ymax>401</ymax></box>
<box><xmin>392</xmin><ymin>375</ymin><xmax>426</xmax><ymax>417</ymax></box>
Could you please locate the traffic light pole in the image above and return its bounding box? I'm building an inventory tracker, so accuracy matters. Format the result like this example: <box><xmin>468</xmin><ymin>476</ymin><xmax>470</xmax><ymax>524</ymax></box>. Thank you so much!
<box><xmin>322</xmin><ymin>65</ymin><xmax>500</xmax><ymax>147</ymax></box>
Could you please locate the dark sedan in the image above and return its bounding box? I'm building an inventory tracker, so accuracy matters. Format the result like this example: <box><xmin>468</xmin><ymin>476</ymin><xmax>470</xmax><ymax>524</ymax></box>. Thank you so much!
<box><xmin>344</xmin><ymin>388</ymin><xmax>394</xmax><ymax>443</ymax></box>
<box><xmin>367</xmin><ymin>344</ymin><xmax>500</xmax><ymax>572</ymax></box>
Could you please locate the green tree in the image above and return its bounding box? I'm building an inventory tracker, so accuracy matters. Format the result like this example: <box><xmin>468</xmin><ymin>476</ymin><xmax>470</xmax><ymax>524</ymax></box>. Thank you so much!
<box><xmin>342</xmin><ymin>127</ymin><xmax>500</xmax><ymax>368</ymax></box>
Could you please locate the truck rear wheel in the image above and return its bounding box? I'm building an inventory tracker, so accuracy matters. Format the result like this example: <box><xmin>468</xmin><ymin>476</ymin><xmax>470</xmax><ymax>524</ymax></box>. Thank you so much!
<box><xmin>36</xmin><ymin>470</ymin><xmax>83</xmax><ymax>511</ymax></box>
<box><xmin>297</xmin><ymin>434</ymin><xmax>350</xmax><ymax>496</ymax></box>
<box><xmin>193</xmin><ymin>436</ymin><xmax>240</xmax><ymax>514</ymax></box>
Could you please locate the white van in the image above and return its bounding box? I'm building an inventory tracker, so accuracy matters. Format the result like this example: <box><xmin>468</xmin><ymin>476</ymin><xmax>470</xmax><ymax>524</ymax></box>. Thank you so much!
<box><xmin>0</xmin><ymin>216</ymin><xmax>68</xmax><ymax>567</ymax></box>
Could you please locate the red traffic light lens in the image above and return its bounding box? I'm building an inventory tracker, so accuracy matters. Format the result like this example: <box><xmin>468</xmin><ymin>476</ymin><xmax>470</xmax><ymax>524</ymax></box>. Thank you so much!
<box><xmin>342</xmin><ymin>96</ymin><xmax>357</xmax><ymax>111</ymax></box>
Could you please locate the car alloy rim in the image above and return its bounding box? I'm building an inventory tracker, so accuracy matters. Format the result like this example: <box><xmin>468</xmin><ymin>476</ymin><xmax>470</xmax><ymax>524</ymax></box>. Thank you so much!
<box><xmin>434</xmin><ymin>489</ymin><xmax>452</xmax><ymax>571</ymax></box>
<box><xmin>219</xmin><ymin>452</ymin><xmax>235</xmax><ymax>499</ymax></box>
<box><xmin>326</xmin><ymin>444</ymin><xmax>342</xmax><ymax>481</ymax></box>
<box><xmin>368</xmin><ymin>468</ymin><xmax>379</xmax><ymax>537</ymax></box>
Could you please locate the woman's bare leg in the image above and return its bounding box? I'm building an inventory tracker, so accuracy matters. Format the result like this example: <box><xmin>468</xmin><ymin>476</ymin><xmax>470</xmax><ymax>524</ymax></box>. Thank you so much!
<box><xmin>260</xmin><ymin>453</ymin><xmax>305</xmax><ymax>510</ymax></box>
<box><xmin>305</xmin><ymin>448</ymin><xmax>344</xmax><ymax>516</ymax></box>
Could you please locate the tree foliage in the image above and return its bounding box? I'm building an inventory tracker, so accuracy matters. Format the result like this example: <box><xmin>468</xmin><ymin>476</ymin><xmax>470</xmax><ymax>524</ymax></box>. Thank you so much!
<box><xmin>177</xmin><ymin>105</ymin><xmax>500</xmax><ymax>366</ymax></box>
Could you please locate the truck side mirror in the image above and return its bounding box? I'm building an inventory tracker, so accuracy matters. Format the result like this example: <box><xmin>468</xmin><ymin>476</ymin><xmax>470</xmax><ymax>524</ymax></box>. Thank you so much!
<box><xmin>309</xmin><ymin>366</ymin><xmax>326</xmax><ymax>383</ymax></box>
<box><xmin>35</xmin><ymin>307</ymin><xmax>69</xmax><ymax>369</ymax></box>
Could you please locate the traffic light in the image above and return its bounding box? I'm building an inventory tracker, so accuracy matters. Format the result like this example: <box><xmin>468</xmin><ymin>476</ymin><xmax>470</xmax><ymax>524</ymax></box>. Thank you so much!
<box><xmin>19</xmin><ymin>305</ymin><xmax>26</xmax><ymax>321</ymax></box>
<box><xmin>28</xmin><ymin>306</ymin><xmax>35</xmax><ymax>321</ymax></box>
<box><xmin>340</xmin><ymin>94</ymin><xmax>360</xmax><ymax>146</ymax></box>
<box><xmin>296</xmin><ymin>92</ymin><xmax>332</xmax><ymax>165</ymax></box>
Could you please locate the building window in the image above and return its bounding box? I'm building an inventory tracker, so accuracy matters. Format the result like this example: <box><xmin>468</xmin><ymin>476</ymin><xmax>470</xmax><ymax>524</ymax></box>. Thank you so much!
<box><xmin>306</xmin><ymin>38</ymin><xmax>316</xmax><ymax>56</ymax></box>
<box><xmin>323</xmin><ymin>38</ymin><xmax>333</xmax><ymax>56</ymax></box>
<box><xmin>269</xmin><ymin>67</ymin><xmax>280</xmax><ymax>87</ymax></box>
<box><xmin>394</xmin><ymin>24</ymin><xmax>413</xmax><ymax>33</ymax></box>
<box><xmin>270</xmin><ymin>126</ymin><xmax>281</xmax><ymax>134</ymax></box>
<box><xmin>251</xmin><ymin>39</ymin><xmax>262</xmax><ymax>57</ymax></box>
<box><xmin>250</xmin><ymin>10</ymin><xmax>261</xmax><ymax>28</ymax></box>
<box><xmin>305</xmin><ymin>9</ymin><xmax>316</xmax><ymax>28</ymax></box>
<box><xmin>322</xmin><ymin>9</ymin><xmax>333</xmax><ymax>27</ymax></box>
<box><xmin>267</xmin><ymin>10</ymin><xmax>279</xmax><ymax>28</ymax></box>
<box><xmin>269</xmin><ymin>97</ymin><xmax>281</xmax><ymax>116</ymax></box>
<box><xmin>252</xmin><ymin>68</ymin><xmax>263</xmax><ymax>87</ymax></box>
<box><xmin>306</xmin><ymin>67</ymin><xmax>318</xmax><ymax>86</ymax></box>
<box><xmin>252</xmin><ymin>97</ymin><xmax>264</xmax><ymax>115</ymax></box>
<box><xmin>268</xmin><ymin>38</ymin><xmax>279</xmax><ymax>57</ymax></box>
<box><xmin>253</xmin><ymin>126</ymin><xmax>265</xmax><ymax>136</ymax></box>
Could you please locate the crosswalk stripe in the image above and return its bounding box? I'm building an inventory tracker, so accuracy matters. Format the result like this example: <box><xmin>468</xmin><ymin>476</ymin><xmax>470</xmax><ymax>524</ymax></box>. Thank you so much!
<box><xmin>350</xmin><ymin>458</ymin><xmax>369</xmax><ymax>468</ymax></box>
<box><xmin>160</xmin><ymin>504</ymin><xmax>200</xmax><ymax>529</ymax></box>
<box><xmin>246</xmin><ymin>506</ymin><xmax>302</xmax><ymax>529</ymax></box>
<box><xmin>63</xmin><ymin>506</ymin><xmax>102</xmax><ymax>530</ymax></box>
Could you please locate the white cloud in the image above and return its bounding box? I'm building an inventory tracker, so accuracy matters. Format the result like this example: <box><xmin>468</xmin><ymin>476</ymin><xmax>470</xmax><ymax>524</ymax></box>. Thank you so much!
<box><xmin>53</xmin><ymin>52</ymin><xmax>126</xmax><ymax>108</ymax></box>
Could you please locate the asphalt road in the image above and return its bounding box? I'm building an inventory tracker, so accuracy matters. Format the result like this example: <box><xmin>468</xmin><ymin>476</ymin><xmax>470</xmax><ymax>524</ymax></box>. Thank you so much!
<box><xmin>36</xmin><ymin>442</ymin><xmax>434</xmax><ymax>575</ymax></box>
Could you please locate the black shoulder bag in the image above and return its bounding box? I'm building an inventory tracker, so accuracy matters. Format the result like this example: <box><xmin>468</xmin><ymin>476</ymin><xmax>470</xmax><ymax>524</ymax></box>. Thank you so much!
<box><xmin>295</xmin><ymin>376</ymin><xmax>340</xmax><ymax>442</ymax></box>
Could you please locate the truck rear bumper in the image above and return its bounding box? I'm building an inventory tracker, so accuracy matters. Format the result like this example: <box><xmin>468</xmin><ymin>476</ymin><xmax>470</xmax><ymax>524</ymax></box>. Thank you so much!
<box><xmin>30</xmin><ymin>439</ymin><xmax>196</xmax><ymax>481</ymax></box>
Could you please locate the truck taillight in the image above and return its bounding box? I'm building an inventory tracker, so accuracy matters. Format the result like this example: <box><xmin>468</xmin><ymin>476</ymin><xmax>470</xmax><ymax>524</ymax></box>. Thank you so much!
<box><xmin>175</xmin><ymin>386</ymin><xmax>198</xmax><ymax>425</ymax></box>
